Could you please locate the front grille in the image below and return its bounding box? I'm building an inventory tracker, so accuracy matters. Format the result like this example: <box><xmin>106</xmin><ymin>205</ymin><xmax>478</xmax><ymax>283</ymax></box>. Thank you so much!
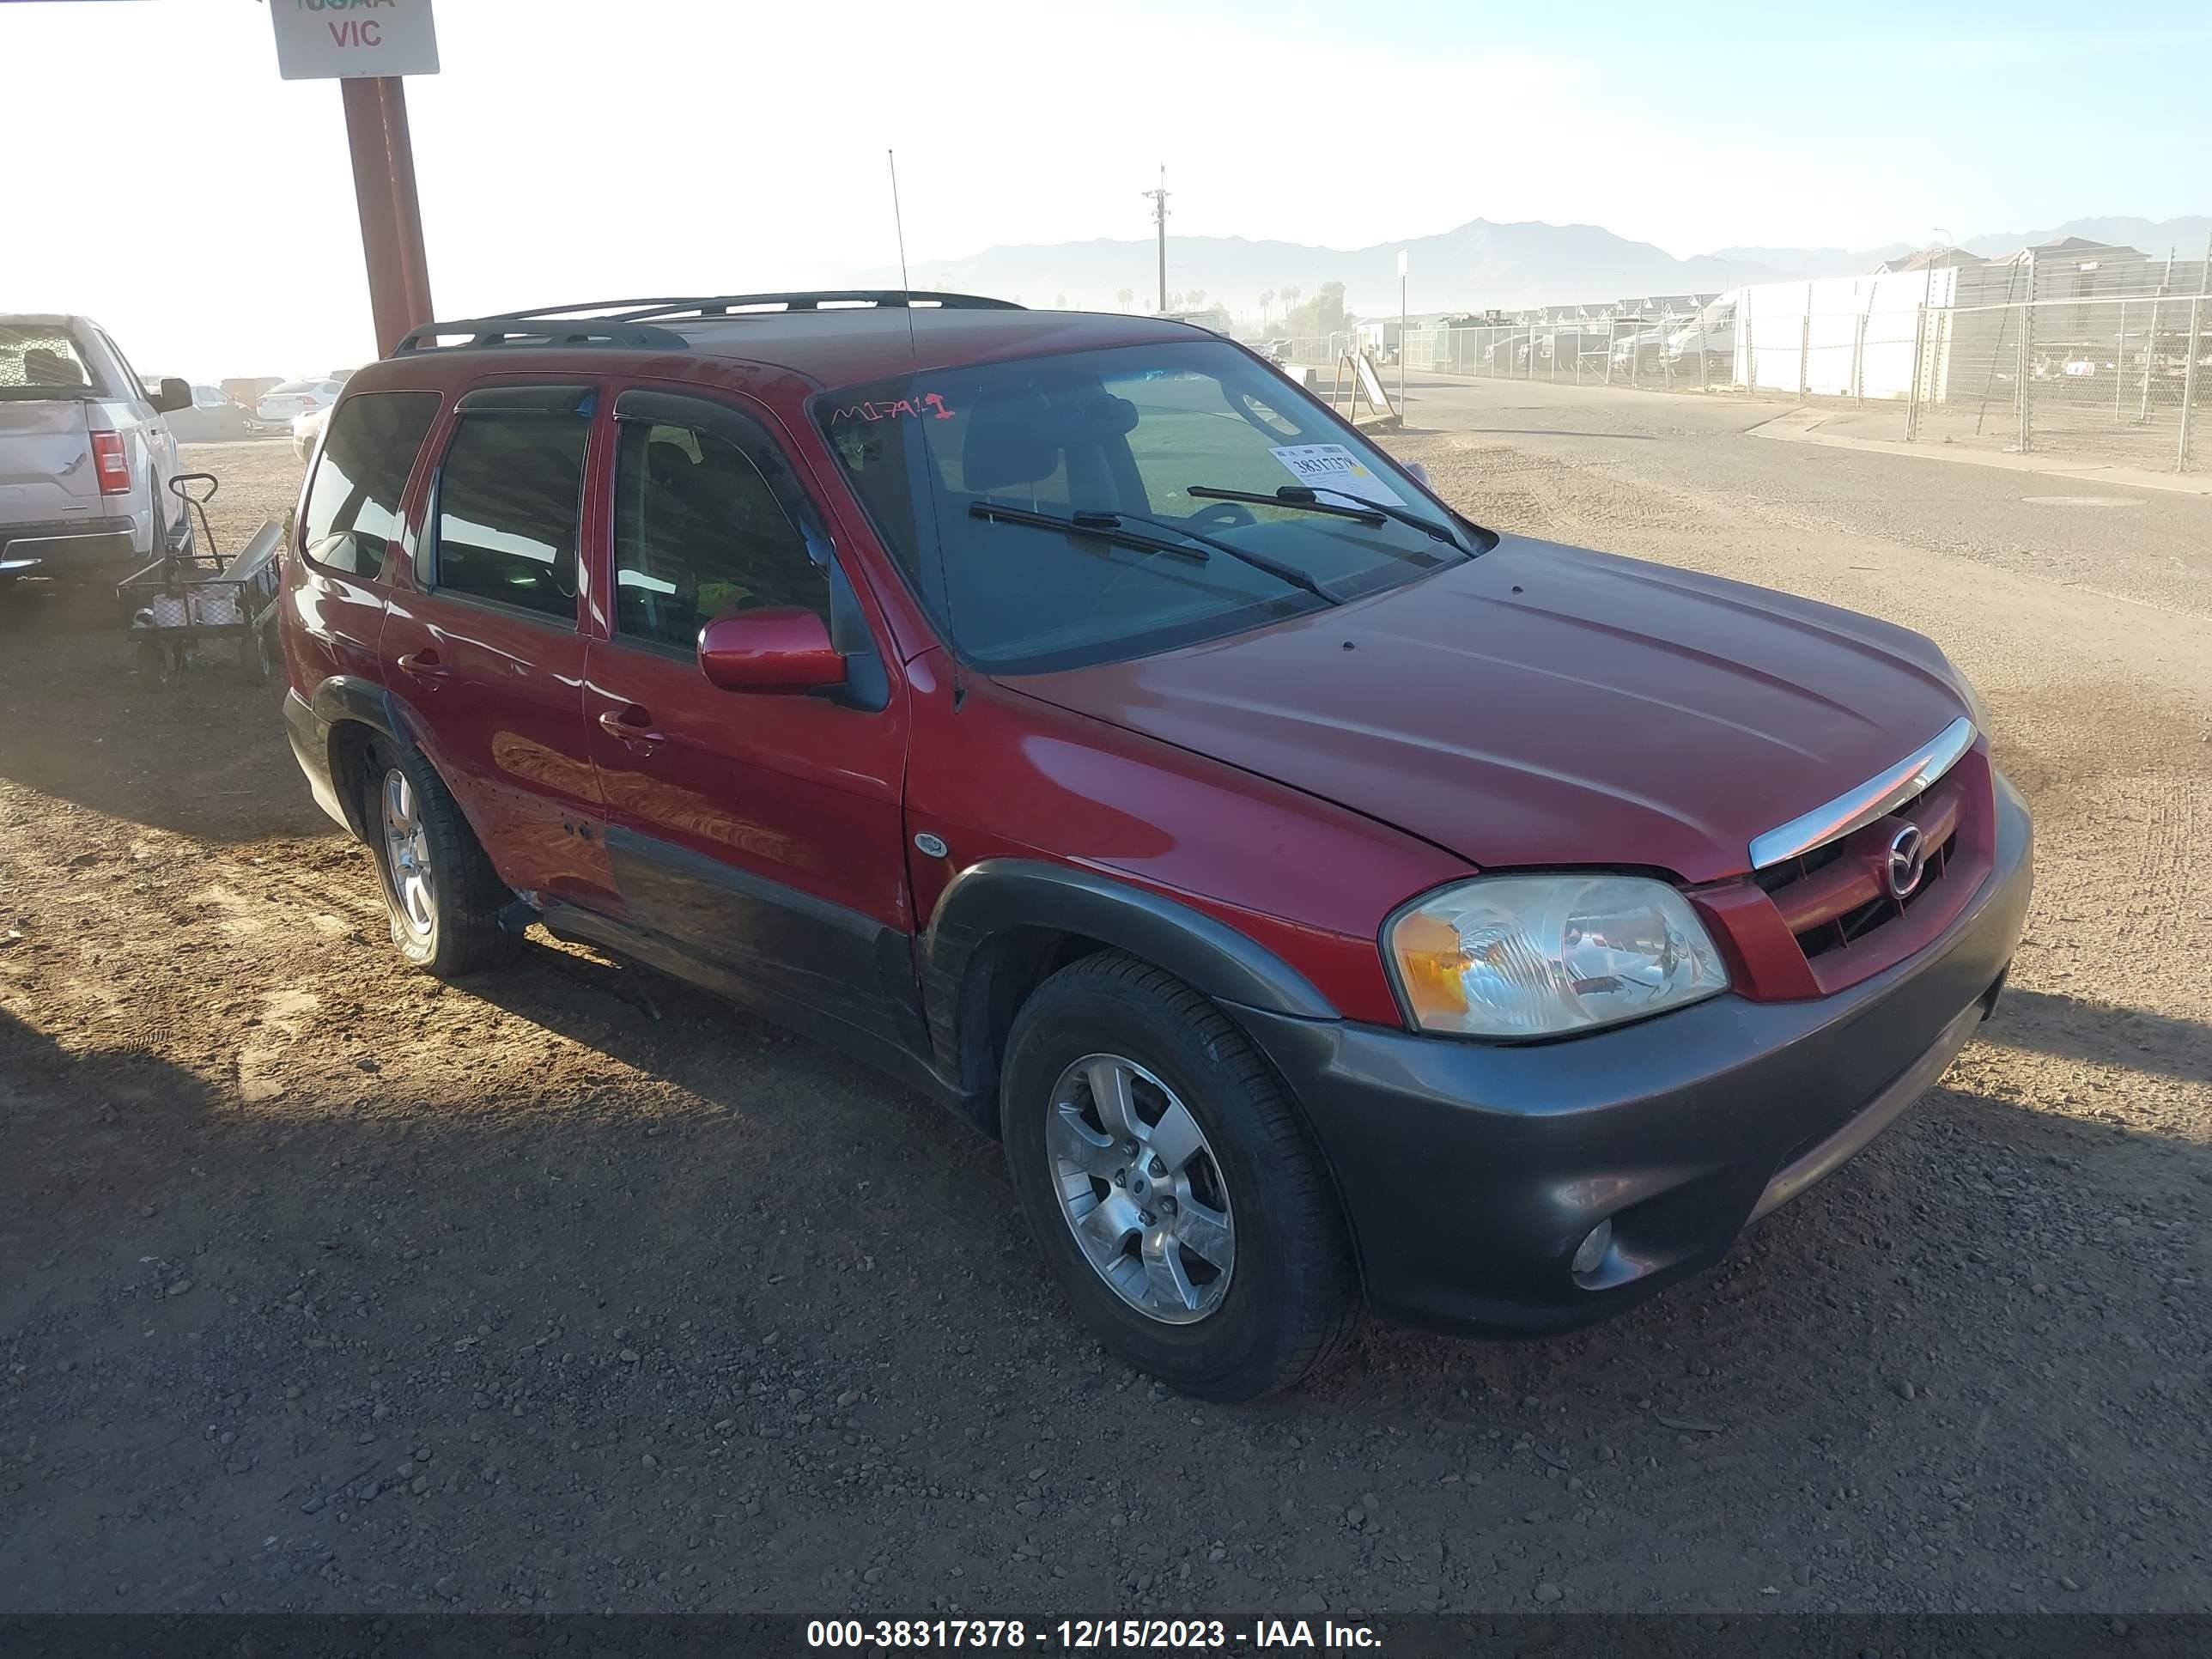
<box><xmin>1754</xmin><ymin>777</ymin><xmax>1966</xmax><ymax>965</ymax></box>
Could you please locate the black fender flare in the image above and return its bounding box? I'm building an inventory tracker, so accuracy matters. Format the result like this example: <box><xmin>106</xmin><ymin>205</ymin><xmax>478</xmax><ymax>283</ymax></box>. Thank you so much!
<box><xmin>305</xmin><ymin>674</ymin><xmax>416</xmax><ymax>840</ymax></box>
<box><xmin>916</xmin><ymin>859</ymin><xmax>1340</xmax><ymax>1123</ymax></box>
<box><xmin>309</xmin><ymin>672</ymin><xmax>407</xmax><ymax>742</ymax></box>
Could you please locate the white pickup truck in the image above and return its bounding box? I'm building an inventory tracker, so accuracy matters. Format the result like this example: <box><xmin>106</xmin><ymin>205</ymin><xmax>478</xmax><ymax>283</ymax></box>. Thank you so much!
<box><xmin>1</xmin><ymin>313</ymin><xmax>193</xmax><ymax>586</ymax></box>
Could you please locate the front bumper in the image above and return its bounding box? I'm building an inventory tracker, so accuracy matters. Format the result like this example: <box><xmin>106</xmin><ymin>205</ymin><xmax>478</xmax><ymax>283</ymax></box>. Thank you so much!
<box><xmin>1231</xmin><ymin>770</ymin><xmax>2033</xmax><ymax>1338</ymax></box>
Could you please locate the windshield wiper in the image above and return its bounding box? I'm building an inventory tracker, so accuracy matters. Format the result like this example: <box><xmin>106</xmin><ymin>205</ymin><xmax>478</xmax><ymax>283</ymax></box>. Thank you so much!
<box><xmin>970</xmin><ymin>499</ymin><xmax>1207</xmax><ymax>562</ymax></box>
<box><xmin>968</xmin><ymin>500</ymin><xmax>1342</xmax><ymax>607</ymax></box>
<box><xmin>1189</xmin><ymin>483</ymin><xmax>1468</xmax><ymax>552</ymax></box>
<box><xmin>1187</xmin><ymin>484</ymin><xmax>1384</xmax><ymax>526</ymax></box>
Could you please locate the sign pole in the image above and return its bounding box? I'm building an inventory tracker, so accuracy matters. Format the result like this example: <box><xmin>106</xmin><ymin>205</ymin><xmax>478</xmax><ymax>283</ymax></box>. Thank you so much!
<box><xmin>1397</xmin><ymin>250</ymin><xmax>1408</xmax><ymax>416</ymax></box>
<box><xmin>271</xmin><ymin>0</ymin><xmax>440</xmax><ymax>359</ymax></box>
<box><xmin>341</xmin><ymin>76</ymin><xmax>434</xmax><ymax>357</ymax></box>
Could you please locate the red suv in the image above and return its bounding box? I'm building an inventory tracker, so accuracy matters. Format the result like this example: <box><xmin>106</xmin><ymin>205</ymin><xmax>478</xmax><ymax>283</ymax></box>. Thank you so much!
<box><xmin>279</xmin><ymin>292</ymin><xmax>2032</xmax><ymax>1399</ymax></box>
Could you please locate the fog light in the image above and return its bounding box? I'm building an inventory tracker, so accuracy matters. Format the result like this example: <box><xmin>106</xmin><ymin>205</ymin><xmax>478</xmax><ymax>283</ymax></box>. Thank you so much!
<box><xmin>1571</xmin><ymin>1219</ymin><xmax>1613</xmax><ymax>1277</ymax></box>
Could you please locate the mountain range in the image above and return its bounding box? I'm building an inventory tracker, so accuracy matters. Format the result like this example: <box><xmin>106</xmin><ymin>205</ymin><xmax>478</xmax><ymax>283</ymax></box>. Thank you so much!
<box><xmin>878</xmin><ymin>215</ymin><xmax>2211</xmax><ymax>320</ymax></box>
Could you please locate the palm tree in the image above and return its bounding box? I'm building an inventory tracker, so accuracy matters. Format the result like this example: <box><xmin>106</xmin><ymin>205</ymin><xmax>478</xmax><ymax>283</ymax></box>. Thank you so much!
<box><xmin>1116</xmin><ymin>287</ymin><xmax>1133</xmax><ymax>312</ymax></box>
<box><xmin>1187</xmin><ymin>288</ymin><xmax>1207</xmax><ymax>308</ymax></box>
<box><xmin>1259</xmin><ymin>288</ymin><xmax>1275</xmax><ymax>325</ymax></box>
<box><xmin>1282</xmin><ymin>285</ymin><xmax>1303</xmax><ymax>326</ymax></box>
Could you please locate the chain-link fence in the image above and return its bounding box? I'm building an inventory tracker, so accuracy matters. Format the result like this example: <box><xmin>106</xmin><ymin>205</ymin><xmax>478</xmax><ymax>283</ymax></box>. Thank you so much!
<box><xmin>1397</xmin><ymin>286</ymin><xmax>2209</xmax><ymax>471</ymax></box>
<box><xmin>1403</xmin><ymin>314</ymin><xmax>1737</xmax><ymax>391</ymax></box>
<box><xmin>1907</xmin><ymin>293</ymin><xmax>2209</xmax><ymax>470</ymax></box>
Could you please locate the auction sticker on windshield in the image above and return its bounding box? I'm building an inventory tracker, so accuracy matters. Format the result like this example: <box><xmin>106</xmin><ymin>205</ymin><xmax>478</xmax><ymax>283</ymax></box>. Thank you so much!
<box><xmin>1269</xmin><ymin>444</ymin><xmax>1405</xmax><ymax>507</ymax></box>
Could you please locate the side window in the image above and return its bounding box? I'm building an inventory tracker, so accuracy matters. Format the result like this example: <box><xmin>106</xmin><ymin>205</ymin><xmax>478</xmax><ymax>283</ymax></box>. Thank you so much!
<box><xmin>94</xmin><ymin>331</ymin><xmax>140</xmax><ymax>403</ymax></box>
<box><xmin>611</xmin><ymin>417</ymin><xmax>830</xmax><ymax>649</ymax></box>
<box><xmin>431</xmin><ymin>412</ymin><xmax>589</xmax><ymax>621</ymax></box>
<box><xmin>299</xmin><ymin>391</ymin><xmax>441</xmax><ymax>580</ymax></box>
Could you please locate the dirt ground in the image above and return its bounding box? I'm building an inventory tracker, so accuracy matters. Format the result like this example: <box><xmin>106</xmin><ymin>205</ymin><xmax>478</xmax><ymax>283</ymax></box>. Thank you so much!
<box><xmin>2</xmin><ymin>404</ymin><xmax>2207</xmax><ymax>1618</ymax></box>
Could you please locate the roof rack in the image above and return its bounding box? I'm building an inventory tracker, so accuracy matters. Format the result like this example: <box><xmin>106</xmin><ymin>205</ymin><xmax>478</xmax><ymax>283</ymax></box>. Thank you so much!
<box><xmin>389</xmin><ymin>290</ymin><xmax>1024</xmax><ymax>356</ymax></box>
<box><xmin>391</xmin><ymin>317</ymin><xmax>690</xmax><ymax>356</ymax></box>
<box><xmin>609</xmin><ymin>290</ymin><xmax>1024</xmax><ymax>323</ymax></box>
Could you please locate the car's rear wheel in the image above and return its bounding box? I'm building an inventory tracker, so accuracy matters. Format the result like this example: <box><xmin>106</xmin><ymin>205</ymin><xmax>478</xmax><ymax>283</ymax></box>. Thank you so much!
<box><xmin>364</xmin><ymin>738</ymin><xmax>521</xmax><ymax>976</ymax></box>
<box><xmin>1000</xmin><ymin>952</ymin><xmax>1356</xmax><ymax>1401</ymax></box>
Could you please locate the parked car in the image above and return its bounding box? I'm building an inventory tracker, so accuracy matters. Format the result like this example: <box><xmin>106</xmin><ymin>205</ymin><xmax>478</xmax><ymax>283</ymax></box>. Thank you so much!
<box><xmin>252</xmin><ymin>377</ymin><xmax>345</xmax><ymax>433</ymax></box>
<box><xmin>1609</xmin><ymin>324</ymin><xmax>1674</xmax><ymax>375</ymax></box>
<box><xmin>163</xmin><ymin>383</ymin><xmax>258</xmax><ymax>443</ymax></box>
<box><xmin>291</xmin><ymin>404</ymin><xmax>331</xmax><ymax>463</ymax></box>
<box><xmin>1</xmin><ymin>313</ymin><xmax>191</xmax><ymax>583</ymax></box>
<box><xmin>279</xmin><ymin>293</ymin><xmax>2031</xmax><ymax>1400</ymax></box>
<box><xmin>2031</xmin><ymin>346</ymin><xmax>2118</xmax><ymax>391</ymax></box>
<box><xmin>1667</xmin><ymin>311</ymin><xmax>1737</xmax><ymax>379</ymax></box>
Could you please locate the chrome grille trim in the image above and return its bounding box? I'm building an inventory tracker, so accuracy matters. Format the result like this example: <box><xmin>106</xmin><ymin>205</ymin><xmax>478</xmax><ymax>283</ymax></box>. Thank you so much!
<box><xmin>1748</xmin><ymin>716</ymin><xmax>1976</xmax><ymax>872</ymax></box>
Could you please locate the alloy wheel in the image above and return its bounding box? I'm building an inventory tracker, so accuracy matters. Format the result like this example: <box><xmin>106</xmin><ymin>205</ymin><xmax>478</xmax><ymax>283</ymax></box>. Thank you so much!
<box><xmin>380</xmin><ymin>768</ymin><xmax>436</xmax><ymax>940</ymax></box>
<box><xmin>1046</xmin><ymin>1053</ymin><xmax>1236</xmax><ymax>1324</ymax></box>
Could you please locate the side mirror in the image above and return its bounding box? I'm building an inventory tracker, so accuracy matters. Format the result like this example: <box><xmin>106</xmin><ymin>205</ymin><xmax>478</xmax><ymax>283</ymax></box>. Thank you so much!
<box><xmin>1403</xmin><ymin>460</ymin><xmax>1434</xmax><ymax>489</ymax></box>
<box><xmin>153</xmin><ymin>377</ymin><xmax>193</xmax><ymax>415</ymax></box>
<box><xmin>698</xmin><ymin>607</ymin><xmax>844</xmax><ymax>694</ymax></box>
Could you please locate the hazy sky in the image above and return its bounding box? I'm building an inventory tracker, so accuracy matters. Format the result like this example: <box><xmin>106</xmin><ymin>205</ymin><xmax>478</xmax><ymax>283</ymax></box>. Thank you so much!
<box><xmin>6</xmin><ymin>0</ymin><xmax>2206</xmax><ymax>377</ymax></box>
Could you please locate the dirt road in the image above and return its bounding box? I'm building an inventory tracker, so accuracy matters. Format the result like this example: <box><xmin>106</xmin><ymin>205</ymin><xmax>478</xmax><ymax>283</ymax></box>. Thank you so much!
<box><xmin>2</xmin><ymin>407</ymin><xmax>2206</xmax><ymax>1617</ymax></box>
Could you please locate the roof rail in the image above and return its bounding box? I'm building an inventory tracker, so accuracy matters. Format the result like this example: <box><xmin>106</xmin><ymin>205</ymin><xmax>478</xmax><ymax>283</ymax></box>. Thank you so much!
<box><xmin>391</xmin><ymin>317</ymin><xmax>690</xmax><ymax>356</ymax></box>
<box><xmin>609</xmin><ymin>291</ymin><xmax>1024</xmax><ymax>322</ymax></box>
<box><xmin>480</xmin><ymin>290</ymin><xmax>1023</xmax><ymax>325</ymax></box>
<box><xmin>389</xmin><ymin>292</ymin><xmax>1023</xmax><ymax>358</ymax></box>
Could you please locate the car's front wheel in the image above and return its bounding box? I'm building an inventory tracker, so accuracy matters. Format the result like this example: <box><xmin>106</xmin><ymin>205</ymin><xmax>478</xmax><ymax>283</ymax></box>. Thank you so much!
<box><xmin>364</xmin><ymin>739</ymin><xmax>520</xmax><ymax>976</ymax></box>
<box><xmin>1000</xmin><ymin>953</ymin><xmax>1357</xmax><ymax>1401</ymax></box>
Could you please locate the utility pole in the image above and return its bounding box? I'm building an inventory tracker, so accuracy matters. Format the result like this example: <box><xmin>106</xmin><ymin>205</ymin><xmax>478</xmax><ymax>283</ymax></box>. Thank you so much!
<box><xmin>1142</xmin><ymin>165</ymin><xmax>1170</xmax><ymax>314</ymax></box>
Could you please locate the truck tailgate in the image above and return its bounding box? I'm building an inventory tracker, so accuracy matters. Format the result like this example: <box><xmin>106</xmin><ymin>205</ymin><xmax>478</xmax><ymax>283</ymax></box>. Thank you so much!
<box><xmin>0</xmin><ymin>398</ymin><xmax>100</xmax><ymax>530</ymax></box>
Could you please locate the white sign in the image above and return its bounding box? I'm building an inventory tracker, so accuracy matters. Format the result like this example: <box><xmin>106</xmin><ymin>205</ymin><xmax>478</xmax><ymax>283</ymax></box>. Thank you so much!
<box><xmin>271</xmin><ymin>0</ymin><xmax>439</xmax><ymax>81</ymax></box>
<box><xmin>1269</xmin><ymin>444</ymin><xmax>1405</xmax><ymax>507</ymax></box>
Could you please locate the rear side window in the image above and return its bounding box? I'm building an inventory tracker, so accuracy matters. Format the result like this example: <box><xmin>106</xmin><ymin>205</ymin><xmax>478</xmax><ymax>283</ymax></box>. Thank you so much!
<box><xmin>430</xmin><ymin>413</ymin><xmax>588</xmax><ymax>621</ymax></box>
<box><xmin>299</xmin><ymin>391</ymin><xmax>441</xmax><ymax>580</ymax></box>
<box><xmin>95</xmin><ymin>331</ymin><xmax>146</xmax><ymax>405</ymax></box>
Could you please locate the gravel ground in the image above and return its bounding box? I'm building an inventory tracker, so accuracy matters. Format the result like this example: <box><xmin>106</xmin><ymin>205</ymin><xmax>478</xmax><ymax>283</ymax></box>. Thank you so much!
<box><xmin>1</xmin><ymin>408</ymin><xmax>2206</xmax><ymax>1617</ymax></box>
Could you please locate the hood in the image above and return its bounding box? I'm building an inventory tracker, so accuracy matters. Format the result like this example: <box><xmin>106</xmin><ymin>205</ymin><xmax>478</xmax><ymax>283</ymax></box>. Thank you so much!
<box><xmin>1006</xmin><ymin>537</ymin><xmax>1971</xmax><ymax>884</ymax></box>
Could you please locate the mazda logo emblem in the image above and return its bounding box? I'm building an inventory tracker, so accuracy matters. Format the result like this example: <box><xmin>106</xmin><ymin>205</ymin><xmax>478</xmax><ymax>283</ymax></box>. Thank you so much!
<box><xmin>1886</xmin><ymin>824</ymin><xmax>1926</xmax><ymax>899</ymax></box>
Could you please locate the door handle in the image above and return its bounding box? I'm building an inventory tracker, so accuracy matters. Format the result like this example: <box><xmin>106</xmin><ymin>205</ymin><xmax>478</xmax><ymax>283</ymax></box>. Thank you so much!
<box><xmin>598</xmin><ymin>708</ymin><xmax>666</xmax><ymax>748</ymax></box>
<box><xmin>396</xmin><ymin>650</ymin><xmax>453</xmax><ymax>684</ymax></box>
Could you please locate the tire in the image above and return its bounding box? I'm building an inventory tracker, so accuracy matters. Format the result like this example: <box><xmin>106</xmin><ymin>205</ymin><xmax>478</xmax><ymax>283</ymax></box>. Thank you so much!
<box><xmin>240</xmin><ymin>617</ymin><xmax>278</xmax><ymax>684</ymax></box>
<box><xmin>1000</xmin><ymin>952</ymin><xmax>1356</xmax><ymax>1401</ymax></box>
<box><xmin>362</xmin><ymin>738</ymin><xmax>521</xmax><ymax>976</ymax></box>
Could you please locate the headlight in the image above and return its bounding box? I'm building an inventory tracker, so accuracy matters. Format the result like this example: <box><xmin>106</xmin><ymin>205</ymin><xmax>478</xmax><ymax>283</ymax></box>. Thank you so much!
<box><xmin>1387</xmin><ymin>875</ymin><xmax>1729</xmax><ymax>1038</ymax></box>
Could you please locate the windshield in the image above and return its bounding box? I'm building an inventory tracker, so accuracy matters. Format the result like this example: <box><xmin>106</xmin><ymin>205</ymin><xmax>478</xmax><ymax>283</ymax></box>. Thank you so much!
<box><xmin>0</xmin><ymin>324</ymin><xmax>105</xmax><ymax>401</ymax></box>
<box><xmin>819</xmin><ymin>340</ymin><xmax>1479</xmax><ymax>672</ymax></box>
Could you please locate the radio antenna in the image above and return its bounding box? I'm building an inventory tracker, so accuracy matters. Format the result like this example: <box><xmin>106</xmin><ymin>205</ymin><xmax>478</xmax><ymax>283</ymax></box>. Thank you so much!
<box><xmin>888</xmin><ymin>148</ymin><xmax>913</xmax><ymax>293</ymax></box>
<box><xmin>888</xmin><ymin>149</ymin><xmax>965</xmax><ymax>710</ymax></box>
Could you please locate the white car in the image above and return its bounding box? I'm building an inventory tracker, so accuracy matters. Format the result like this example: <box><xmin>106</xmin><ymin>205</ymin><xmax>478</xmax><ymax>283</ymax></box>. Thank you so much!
<box><xmin>253</xmin><ymin>377</ymin><xmax>344</xmax><ymax>433</ymax></box>
<box><xmin>291</xmin><ymin>404</ymin><xmax>331</xmax><ymax>463</ymax></box>
<box><xmin>1</xmin><ymin>313</ymin><xmax>191</xmax><ymax>584</ymax></box>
